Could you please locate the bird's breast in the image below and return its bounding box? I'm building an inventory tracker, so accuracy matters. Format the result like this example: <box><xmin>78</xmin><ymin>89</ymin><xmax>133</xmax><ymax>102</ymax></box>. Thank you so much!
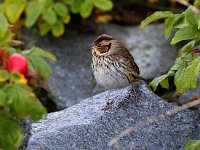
<box><xmin>92</xmin><ymin>56</ymin><xmax>130</xmax><ymax>90</ymax></box>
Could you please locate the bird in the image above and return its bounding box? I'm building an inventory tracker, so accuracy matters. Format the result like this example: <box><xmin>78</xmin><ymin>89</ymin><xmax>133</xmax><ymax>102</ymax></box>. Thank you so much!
<box><xmin>91</xmin><ymin>34</ymin><xmax>141</xmax><ymax>91</ymax></box>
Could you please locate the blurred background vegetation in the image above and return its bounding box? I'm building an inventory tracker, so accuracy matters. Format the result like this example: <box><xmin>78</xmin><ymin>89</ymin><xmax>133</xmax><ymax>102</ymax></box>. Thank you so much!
<box><xmin>0</xmin><ymin>0</ymin><xmax>190</xmax><ymax>37</ymax></box>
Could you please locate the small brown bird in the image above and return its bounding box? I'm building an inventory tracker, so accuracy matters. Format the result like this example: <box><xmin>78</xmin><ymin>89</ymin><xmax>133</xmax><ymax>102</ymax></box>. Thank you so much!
<box><xmin>91</xmin><ymin>34</ymin><xmax>141</xmax><ymax>90</ymax></box>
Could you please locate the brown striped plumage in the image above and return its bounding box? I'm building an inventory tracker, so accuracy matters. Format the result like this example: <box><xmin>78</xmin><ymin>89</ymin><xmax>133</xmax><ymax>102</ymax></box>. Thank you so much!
<box><xmin>91</xmin><ymin>34</ymin><xmax>140</xmax><ymax>90</ymax></box>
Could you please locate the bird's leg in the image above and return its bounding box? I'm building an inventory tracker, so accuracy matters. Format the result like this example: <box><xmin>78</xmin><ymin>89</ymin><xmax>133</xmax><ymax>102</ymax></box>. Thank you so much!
<box><xmin>102</xmin><ymin>90</ymin><xmax>113</xmax><ymax>112</ymax></box>
<box><xmin>132</xmin><ymin>87</ymin><xmax>139</xmax><ymax>100</ymax></box>
<box><xmin>130</xmin><ymin>84</ymin><xmax>140</xmax><ymax>101</ymax></box>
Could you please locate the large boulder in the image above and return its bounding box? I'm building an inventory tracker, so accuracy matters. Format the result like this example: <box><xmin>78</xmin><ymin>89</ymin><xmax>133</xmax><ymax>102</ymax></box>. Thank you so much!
<box><xmin>27</xmin><ymin>82</ymin><xmax>200</xmax><ymax>150</ymax></box>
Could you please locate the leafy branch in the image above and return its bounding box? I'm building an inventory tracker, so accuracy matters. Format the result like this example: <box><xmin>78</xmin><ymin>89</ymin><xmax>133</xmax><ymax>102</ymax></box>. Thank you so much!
<box><xmin>0</xmin><ymin>13</ymin><xmax>55</xmax><ymax>149</ymax></box>
<box><xmin>0</xmin><ymin>0</ymin><xmax>113</xmax><ymax>37</ymax></box>
<box><xmin>140</xmin><ymin>6</ymin><xmax>200</xmax><ymax>94</ymax></box>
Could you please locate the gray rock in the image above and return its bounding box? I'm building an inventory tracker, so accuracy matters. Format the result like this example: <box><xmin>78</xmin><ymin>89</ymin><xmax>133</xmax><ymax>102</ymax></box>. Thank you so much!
<box><xmin>27</xmin><ymin>82</ymin><xmax>200</xmax><ymax>150</ymax></box>
<box><xmin>21</xmin><ymin>24</ymin><xmax>177</xmax><ymax>108</ymax></box>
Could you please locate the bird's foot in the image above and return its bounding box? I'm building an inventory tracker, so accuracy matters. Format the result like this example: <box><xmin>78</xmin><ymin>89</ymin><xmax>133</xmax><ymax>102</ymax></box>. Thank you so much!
<box><xmin>102</xmin><ymin>99</ymin><xmax>113</xmax><ymax>112</ymax></box>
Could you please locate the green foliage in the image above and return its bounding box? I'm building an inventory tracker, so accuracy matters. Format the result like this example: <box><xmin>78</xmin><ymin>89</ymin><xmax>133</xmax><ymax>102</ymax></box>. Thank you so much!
<box><xmin>171</xmin><ymin>26</ymin><xmax>197</xmax><ymax>44</ymax></box>
<box><xmin>25</xmin><ymin>0</ymin><xmax>46</xmax><ymax>28</ymax></box>
<box><xmin>194</xmin><ymin>0</ymin><xmax>200</xmax><ymax>7</ymax></box>
<box><xmin>93</xmin><ymin>0</ymin><xmax>113</xmax><ymax>11</ymax></box>
<box><xmin>0</xmin><ymin>13</ymin><xmax>55</xmax><ymax>149</ymax></box>
<box><xmin>0</xmin><ymin>0</ymin><xmax>113</xmax><ymax>37</ymax></box>
<box><xmin>140</xmin><ymin>6</ymin><xmax>200</xmax><ymax>94</ymax></box>
<box><xmin>185</xmin><ymin>140</ymin><xmax>200</xmax><ymax>150</ymax></box>
<box><xmin>0</xmin><ymin>13</ymin><xmax>11</xmax><ymax>46</ymax></box>
<box><xmin>0</xmin><ymin>118</ymin><xmax>23</xmax><ymax>150</ymax></box>
<box><xmin>4</xmin><ymin>0</ymin><xmax>26</xmax><ymax>24</ymax></box>
<box><xmin>5</xmin><ymin>83</ymin><xmax>47</xmax><ymax>120</ymax></box>
<box><xmin>140</xmin><ymin>11</ymin><xmax>174</xmax><ymax>30</ymax></box>
<box><xmin>80</xmin><ymin>1</ymin><xmax>93</xmax><ymax>18</ymax></box>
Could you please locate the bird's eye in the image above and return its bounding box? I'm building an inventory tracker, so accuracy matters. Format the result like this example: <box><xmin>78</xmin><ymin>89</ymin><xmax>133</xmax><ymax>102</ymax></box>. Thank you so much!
<box><xmin>107</xmin><ymin>43</ymin><xmax>111</xmax><ymax>50</ymax></box>
<box><xmin>97</xmin><ymin>45</ymin><xmax>101</xmax><ymax>48</ymax></box>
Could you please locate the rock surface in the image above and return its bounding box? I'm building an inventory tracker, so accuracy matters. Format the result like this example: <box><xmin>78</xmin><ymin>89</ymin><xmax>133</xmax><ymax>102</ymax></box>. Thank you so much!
<box><xmin>21</xmin><ymin>24</ymin><xmax>177</xmax><ymax>108</ymax></box>
<box><xmin>27</xmin><ymin>82</ymin><xmax>200</xmax><ymax>150</ymax></box>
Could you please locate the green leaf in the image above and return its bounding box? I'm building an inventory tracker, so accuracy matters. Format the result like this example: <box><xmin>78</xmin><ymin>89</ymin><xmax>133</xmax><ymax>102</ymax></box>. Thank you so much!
<box><xmin>0</xmin><ymin>3</ymin><xmax>7</xmax><ymax>13</ymax></box>
<box><xmin>198</xmin><ymin>20</ymin><xmax>200</xmax><ymax>29</ymax></box>
<box><xmin>80</xmin><ymin>1</ymin><xmax>93</xmax><ymax>18</ymax></box>
<box><xmin>194</xmin><ymin>0</ymin><xmax>200</xmax><ymax>7</ymax></box>
<box><xmin>185</xmin><ymin>7</ymin><xmax>199</xmax><ymax>28</ymax></box>
<box><xmin>179</xmin><ymin>40</ymin><xmax>195</xmax><ymax>56</ymax></box>
<box><xmin>160</xmin><ymin>77</ymin><xmax>169</xmax><ymax>89</ymax></box>
<box><xmin>170</xmin><ymin>58</ymin><xmax>186</xmax><ymax>71</ymax></box>
<box><xmin>0</xmin><ymin>30</ymin><xmax>12</xmax><ymax>47</ymax></box>
<box><xmin>174</xmin><ymin>18</ymin><xmax>189</xmax><ymax>29</ymax></box>
<box><xmin>173</xmin><ymin>13</ymin><xmax>185</xmax><ymax>26</ymax></box>
<box><xmin>5</xmin><ymin>84</ymin><xmax>46</xmax><ymax>120</ymax></box>
<box><xmin>51</xmin><ymin>20</ymin><xmax>65</xmax><ymax>37</ymax></box>
<box><xmin>0</xmin><ymin>70</ymin><xmax>9</xmax><ymax>82</ymax></box>
<box><xmin>0</xmin><ymin>13</ymin><xmax>9</xmax><ymax>38</ymax></box>
<box><xmin>149</xmin><ymin>74</ymin><xmax>169</xmax><ymax>91</ymax></box>
<box><xmin>27</xmin><ymin>55</ymin><xmax>52</xmax><ymax>79</ymax></box>
<box><xmin>28</xmin><ymin>99</ymin><xmax>47</xmax><ymax>120</ymax></box>
<box><xmin>195</xmin><ymin>31</ymin><xmax>200</xmax><ymax>42</ymax></box>
<box><xmin>184</xmin><ymin>53</ymin><xmax>194</xmax><ymax>62</ymax></box>
<box><xmin>5</xmin><ymin>84</ymin><xmax>28</xmax><ymax>119</ymax></box>
<box><xmin>25</xmin><ymin>1</ymin><xmax>46</xmax><ymax>27</ymax></box>
<box><xmin>164</xmin><ymin>17</ymin><xmax>175</xmax><ymax>39</ymax></box>
<box><xmin>140</xmin><ymin>11</ymin><xmax>174</xmax><ymax>30</ymax></box>
<box><xmin>0</xmin><ymin>90</ymin><xmax>7</xmax><ymax>106</ymax></box>
<box><xmin>185</xmin><ymin>140</ymin><xmax>200</xmax><ymax>150</ymax></box>
<box><xmin>42</xmin><ymin>7</ymin><xmax>57</xmax><ymax>25</ymax></box>
<box><xmin>174</xmin><ymin>67</ymin><xmax>187</xmax><ymax>94</ymax></box>
<box><xmin>93</xmin><ymin>0</ymin><xmax>113</xmax><ymax>11</ymax></box>
<box><xmin>71</xmin><ymin>0</ymin><xmax>82</xmax><ymax>13</ymax></box>
<box><xmin>24</xmin><ymin>47</ymin><xmax>56</xmax><ymax>62</ymax></box>
<box><xmin>5</xmin><ymin>1</ymin><xmax>26</xmax><ymax>23</ymax></box>
<box><xmin>171</xmin><ymin>26</ymin><xmax>197</xmax><ymax>44</ymax></box>
<box><xmin>185</xmin><ymin>57</ymin><xmax>200</xmax><ymax>89</ymax></box>
<box><xmin>39</xmin><ymin>22</ymin><xmax>51</xmax><ymax>36</ymax></box>
<box><xmin>164</xmin><ymin>13</ymin><xmax>185</xmax><ymax>39</ymax></box>
<box><xmin>62</xmin><ymin>14</ymin><xmax>71</xmax><ymax>24</ymax></box>
<box><xmin>63</xmin><ymin>0</ymin><xmax>73</xmax><ymax>5</ymax></box>
<box><xmin>54</xmin><ymin>2</ymin><xmax>68</xmax><ymax>17</ymax></box>
<box><xmin>0</xmin><ymin>118</ymin><xmax>23</xmax><ymax>150</ymax></box>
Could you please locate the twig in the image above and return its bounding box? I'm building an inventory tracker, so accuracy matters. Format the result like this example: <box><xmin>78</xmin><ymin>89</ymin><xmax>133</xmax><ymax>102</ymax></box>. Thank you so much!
<box><xmin>9</xmin><ymin>40</ymin><xmax>24</xmax><ymax>46</ymax></box>
<box><xmin>108</xmin><ymin>98</ymin><xmax>200</xmax><ymax>146</ymax></box>
<box><xmin>8</xmin><ymin>24</ymin><xmax>14</xmax><ymax>29</ymax></box>
<box><xmin>170</xmin><ymin>0</ymin><xmax>200</xmax><ymax>14</ymax></box>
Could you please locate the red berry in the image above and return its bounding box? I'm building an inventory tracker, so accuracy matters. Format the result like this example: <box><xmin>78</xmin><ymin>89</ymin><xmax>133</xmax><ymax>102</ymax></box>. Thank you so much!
<box><xmin>7</xmin><ymin>54</ymin><xmax>28</xmax><ymax>76</ymax></box>
<box><xmin>0</xmin><ymin>48</ymin><xmax>4</xmax><ymax>58</ymax></box>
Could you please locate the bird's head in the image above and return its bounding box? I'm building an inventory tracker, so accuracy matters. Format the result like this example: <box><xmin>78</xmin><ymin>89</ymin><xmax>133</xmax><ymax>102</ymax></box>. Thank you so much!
<box><xmin>91</xmin><ymin>34</ymin><xmax>124</xmax><ymax>56</ymax></box>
